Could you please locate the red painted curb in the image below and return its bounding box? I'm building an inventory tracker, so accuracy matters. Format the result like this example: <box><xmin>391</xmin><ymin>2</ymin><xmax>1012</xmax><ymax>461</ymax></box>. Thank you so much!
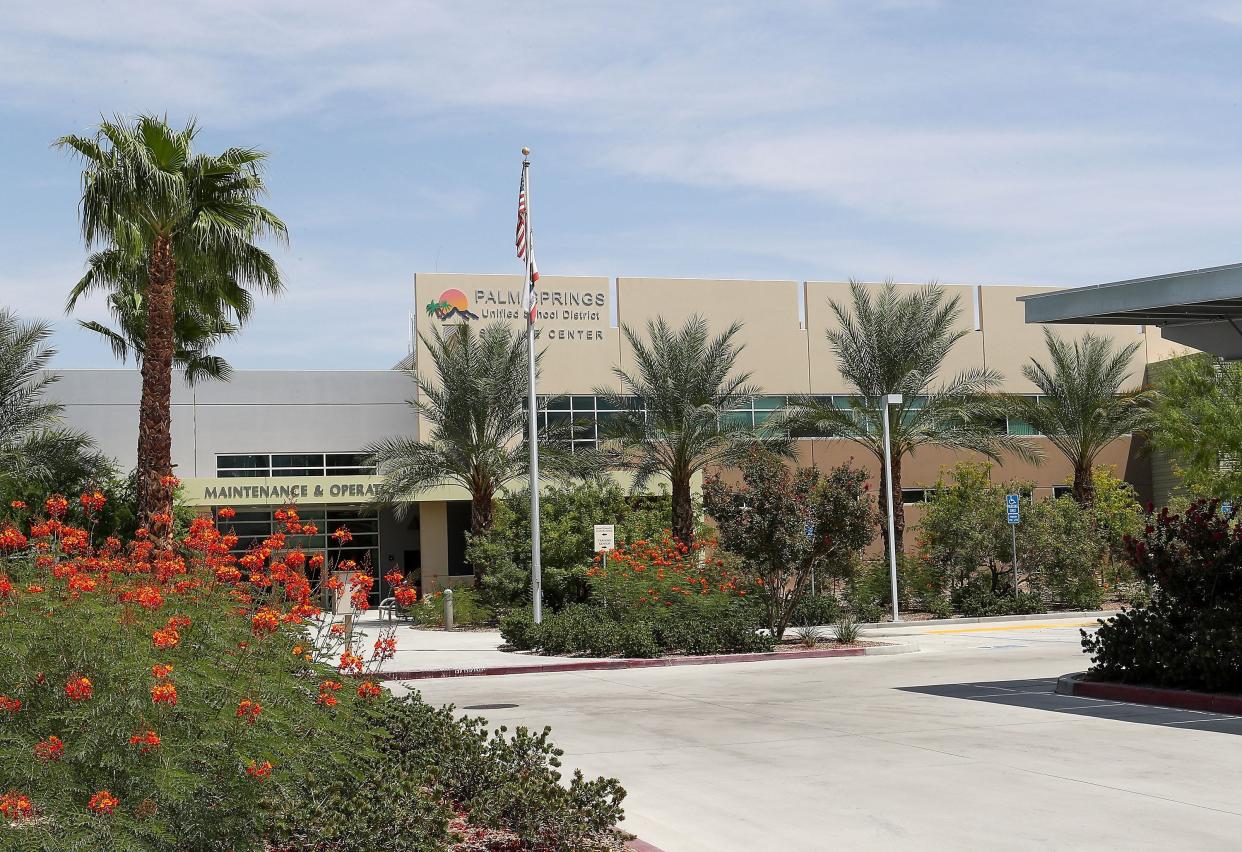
<box><xmin>626</xmin><ymin>839</ymin><xmax>666</xmax><ymax>852</ymax></box>
<box><xmin>381</xmin><ymin>645</ymin><xmax>868</xmax><ymax>682</ymax></box>
<box><xmin>1061</xmin><ymin>675</ymin><xmax>1242</xmax><ymax>715</ymax></box>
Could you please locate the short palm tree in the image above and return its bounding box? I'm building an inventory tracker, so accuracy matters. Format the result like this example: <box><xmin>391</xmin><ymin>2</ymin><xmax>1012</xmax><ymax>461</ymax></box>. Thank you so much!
<box><xmin>368</xmin><ymin>322</ymin><xmax>583</xmax><ymax>586</ymax></box>
<box><xmin>68</xmin><ymin>243</ymin><xmax>246</xmax><ymax>383</ymax></box>
<box><xmin>56</xmin><ymin>116</ymin><xmax>285</xmax><ymax>526</ymax></box>
<box><xmin>787</xmin><ymin>282</ymin><xmax>1037</xmax><ymax>552</ymax></box>
<box><xmin>595</xmin><ymin>315</ymin><xmax>792</xmax><ymax>545</ymax></box>
<box><xmin>1011</xmin><ymin>328</ymin><xmax>1152</xmax><ymax>505</ymax></box>
<box><xmin>0</xmin><ymin>309</ymin><xmax>96</xmax><ymax>491</ymax></box>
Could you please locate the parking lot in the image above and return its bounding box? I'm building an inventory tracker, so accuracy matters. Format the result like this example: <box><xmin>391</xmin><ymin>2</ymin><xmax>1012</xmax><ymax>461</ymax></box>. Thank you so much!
<box><xmin>397</xmin><ymin>619</ymin><xmax>1242</xmax><ymax>851</ymax></box>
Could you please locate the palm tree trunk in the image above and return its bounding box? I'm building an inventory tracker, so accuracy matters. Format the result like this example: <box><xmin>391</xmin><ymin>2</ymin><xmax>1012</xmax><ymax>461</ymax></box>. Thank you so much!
<box><xmin>671</xmin><ymin>472</ymin><xmax>694</xmax><ymax>546</ymax></box>
<box><xmin>877</xmin><ymin>451</ymin><xmax>906</xmax><ymax>555</ymax></box>
<box><xmin>469</xmin><ymin>490</ymin><xmax>494</xmax><ymax>588</ymax></box>
<box><xmin>136</xmin><ymin>234</ymin><xmax>176</xmax><ymax>534</ymax></box>
<box><xmin>1072</xmin><ymin>464</ymin><xmax>1094</xmax><ymax>506</ymax></box>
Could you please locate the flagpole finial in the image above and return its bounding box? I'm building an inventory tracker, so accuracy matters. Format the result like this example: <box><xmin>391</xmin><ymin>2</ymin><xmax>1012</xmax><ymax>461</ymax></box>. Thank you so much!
<box><xmin>521</xmin><ymin>146</ymin><xmax>530</xmax><ymax>156</ymax></box>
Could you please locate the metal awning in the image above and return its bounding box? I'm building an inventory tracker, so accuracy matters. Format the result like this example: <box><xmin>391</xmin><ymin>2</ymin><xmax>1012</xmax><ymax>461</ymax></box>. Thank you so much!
<box><xmin>1020</xmin><ymin>262</ymin><xmax>1242</xmax><ymax>358</ymax></box>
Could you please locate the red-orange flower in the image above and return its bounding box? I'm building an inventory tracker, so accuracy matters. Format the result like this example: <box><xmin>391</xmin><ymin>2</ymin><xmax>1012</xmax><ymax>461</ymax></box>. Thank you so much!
<box><xmin>0</xmin><ymin>695</ymin><xmax>21</xmax><ymax>713</ymax></box>
<box><xmin>245</xmin><ymin>760</ymin><xmax>272</xmax><ymax>780</ymax></box>
<box><xmin>0</xmin><ymin>791</ymin><xmax>33</xmax><ymax>821</ymax></box>
<box><xmin>151</xmin><ymin>663</ymin><xmax>173</xmax><ymax>680</ymax></box>
<box><xmin>33</xmin><ymin>735</ymin><xmax>64</xmax><ymax>762</ymax></box>
<box><xmin>338</xmin><ymin>651</ymin><xmax>363</xmax><ymax>675</ymax></box>
<box><xmin>44</xmin><ymin>495</ymin><xmax>69</xmax><ymax>518</ymax></box>
<box><xmin>0</xmin><ymin>527</ymin><xmax>27</xmax><ymax>552</ymax></box>
<box><xmin>128</xmin><ymin>730</ymin><xmax>161</xmax><ymax>753</ymax></box>
<box><xmin>79</xmin><ymin>491</ymin><xmax>106</xmax><ymax>513</ymax></box>
<box><xmin>151</xmin><ymin>683</ymin><xmax>178</xmax><ymax>707</ymax></box>
<box><xmin>65</xmin><ymin>676</ymin><xmax>93</xmax><ymax>701</ymax></box>
<box><xmin>217</xmin><ymin>506</ymin><xmax>237</xmax><ymax>520</ymax></box>
<box><xmin>152</xmin><ymin>626</ymin><xmax>180</xmax><ymax>650</ymax></box>
<box><xmin>393</xmin><ymin>585</ymin><xmax>417</xmax><ymax>606</ymax></box>
<box><xmin>251</xmin><ymin>607</ymin><xmax>280</xmax><ymax>637</ymax></box>
<box><xmin>88</xmin><ymin>790</ymin><xmax>119</xmax><ymax>815</ymax></box>
<box><xmin>331</xmin><ymin>526</ymin><xmax>353</xmax><ymax>544</ymax></box>
<box><xmin>357</xmin><ymin>680</ymin><xmax>381</xmax><ymax>700</ymax></box>
<box><xmin>236</xmin><ymin>699</ymin><xmax>263</xmax><ymax>724</ymax></box>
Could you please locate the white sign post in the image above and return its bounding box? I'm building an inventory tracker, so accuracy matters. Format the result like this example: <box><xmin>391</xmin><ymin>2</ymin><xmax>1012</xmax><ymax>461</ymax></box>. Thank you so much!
<box><xmin>594</xmin><ymin>524</ymin><xmax>615</xmax><ymax>572</ymax></box>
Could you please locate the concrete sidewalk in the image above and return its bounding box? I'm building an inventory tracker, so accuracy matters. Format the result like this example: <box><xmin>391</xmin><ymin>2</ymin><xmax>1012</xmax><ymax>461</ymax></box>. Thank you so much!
<box><xmin>343</xmin><ymin>611</ymin><xmax>1113</xmax><ymax>676</ymax></box>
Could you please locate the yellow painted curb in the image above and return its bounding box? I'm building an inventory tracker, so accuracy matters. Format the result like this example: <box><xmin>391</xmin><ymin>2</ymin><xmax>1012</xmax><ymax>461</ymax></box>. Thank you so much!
<box><xmin>925</xmin><ymin>621</ymin><xmax>1100</xmax><ymax>634</ymax></box>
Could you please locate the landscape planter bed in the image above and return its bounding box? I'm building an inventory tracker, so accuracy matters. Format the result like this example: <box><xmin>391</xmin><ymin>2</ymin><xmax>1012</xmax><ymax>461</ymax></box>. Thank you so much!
<box><xmin>1056</xmin><ymin>673</ymin><xmax>1242</xmax><ymax>715</ymax></box>
<box><xmin>380</xmin><ymin>642</ymin><xmax>912</xmax><ymax>681</ymax></box>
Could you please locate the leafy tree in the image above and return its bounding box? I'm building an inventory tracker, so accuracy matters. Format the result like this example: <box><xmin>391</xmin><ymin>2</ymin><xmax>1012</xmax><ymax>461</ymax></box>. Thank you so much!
<box><xmin>1010</xmin><ymin>328</ymin><xmax>1152</xmax><ymax>505</ymax></box>
<box><xmin>66</xmin><ymin>241</ymin><xmax>252</xmax><ymax>383</ymax></box>
<box><xmin>369</xmin><ymin>322</ymin><xmax>583</xmax><ymax>586</ymax></box>
<box><xmin>0</xmin><ymin>309</ymin><xmax>98</xmax><ymax>493</ymax></box>
<box><xmin>56</xmin><ymin>115</ymin><xmax>286</xmax><ymax>527</ymax></box>
<box><xmin>918</xmin><ymin>462</ymin><xmax>1016</xmax><ymax>599</ymax></box>
<box><xmin>596</xmin><ymin>315</ymin><xmax>791</xmax><ymax>545</ymax></box>
<box><xmin>1149</xmin><ymin>353</ymin><xmax>1242</xmax><ymax>499</ymax></box>
<box><xmin>702</xmin><ymin>449</ymin><xmax>874</xmax><ymax>639</ymax></box>
<box><xmin>787</xmin><ymin>281</ymin><xmax>1035</xmax><ymax>552</ymax></box>
<box><xmin>467</xmin><ymin>480</ymin><xmax>677</xmax><ymax>611</ymax></box>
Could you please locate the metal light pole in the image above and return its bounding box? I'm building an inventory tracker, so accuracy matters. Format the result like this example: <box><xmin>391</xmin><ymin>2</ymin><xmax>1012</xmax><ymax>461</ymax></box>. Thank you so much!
<box><xmin>880</xmin><ymin>393</ymin><xmax>903</xmax><ymax>623</ymax></box>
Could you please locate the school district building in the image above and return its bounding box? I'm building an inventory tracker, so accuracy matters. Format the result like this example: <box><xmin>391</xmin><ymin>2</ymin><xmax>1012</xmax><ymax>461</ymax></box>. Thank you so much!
<box><xmin>46</xmin><ymin>274</ymin><xmax>1184</xmax><ymax>601</ymax></box>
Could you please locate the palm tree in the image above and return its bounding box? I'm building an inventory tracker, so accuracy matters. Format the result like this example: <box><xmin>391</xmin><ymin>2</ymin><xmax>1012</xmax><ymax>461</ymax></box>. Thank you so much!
<box><xmin>56</xmin><ymin>116</ymin><xmax>285</xmax><ymax>527</ymax></box>
<box><xmin>1011</xmin><ymin>328</ymin><xmax>1152</xmax><ymax>505</ymax></box>
<box><xmin>368</xmin><ymin>322</ymin><xmax>583</xmax><ymax>586</ymax></box>
<box><xmin>67</xmin><ymin>243</ymin><xmax>246</xmax><ymax>384</ymax></box>
<box><xmin>787</xmin><ymin>282</ymin><xmax>1037</xmax><ymax>552</ymax></box>
<box><xmin>595</xmin><ymin>315</ymin><xmax>792</xmax><ymax>545</ymax></box>
<box><xmin>0</xmin><ymin>309</ymin><xmax>97</xmax><ymax>491</ymax></box>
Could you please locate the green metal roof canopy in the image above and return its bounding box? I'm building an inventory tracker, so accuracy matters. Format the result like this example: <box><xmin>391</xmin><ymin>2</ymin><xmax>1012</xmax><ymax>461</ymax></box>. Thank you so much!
<box><xmin>1021</xmin><ymin>262</ymin><xmax>1242</xmax><ymax>358</ymax></box>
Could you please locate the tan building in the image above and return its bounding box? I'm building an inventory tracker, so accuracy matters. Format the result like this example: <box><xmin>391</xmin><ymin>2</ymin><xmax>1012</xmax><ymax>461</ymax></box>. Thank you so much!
<box><xmin>50</xmin><ymin>274</ymin><xmax>1185</xmax><ymax>598</ymax></box>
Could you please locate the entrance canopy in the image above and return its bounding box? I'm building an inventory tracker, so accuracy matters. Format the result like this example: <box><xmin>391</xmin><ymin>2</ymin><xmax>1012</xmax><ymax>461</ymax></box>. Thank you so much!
<box><xmin>1021</xmin><ymin>262</ymin><xmax>1242</xmax><ymax>358</ymax></box>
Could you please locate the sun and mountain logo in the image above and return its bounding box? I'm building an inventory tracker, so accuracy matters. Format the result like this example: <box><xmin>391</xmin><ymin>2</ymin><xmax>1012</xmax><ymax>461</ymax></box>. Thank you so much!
<box><xmin>425</xmin><ymin>289</ymin><xmax>478</xmax><ymax>321</ymax></box>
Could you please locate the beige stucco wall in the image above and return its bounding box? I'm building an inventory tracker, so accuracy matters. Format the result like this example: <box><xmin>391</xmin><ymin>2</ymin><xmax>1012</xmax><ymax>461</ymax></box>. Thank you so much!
<box><xmin>980</xmin><ymin>285</ymin><xmax>1147</xmax><ymax>393</ymax></box>
<box><xmin>616</xmin><ymin>278</ymin><xmax>809</xmax><ymax>393</ymax></box>
<box><xmin>806</xmin><ymin>282</ymin><xmax>984</xmax><ymax>393</ymax></box>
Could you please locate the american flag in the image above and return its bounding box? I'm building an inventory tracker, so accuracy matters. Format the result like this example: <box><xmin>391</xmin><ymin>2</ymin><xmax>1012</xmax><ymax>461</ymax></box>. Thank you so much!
<box><xmin>516</xmin><ymin>166</ymin><xmax>539</xmax><ymax>322</ymax></box>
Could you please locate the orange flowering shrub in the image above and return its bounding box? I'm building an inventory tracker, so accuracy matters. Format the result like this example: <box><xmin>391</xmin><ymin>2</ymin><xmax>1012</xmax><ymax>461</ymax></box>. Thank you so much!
<box><xmin>587</xmin><ymin>533</ymin><xmax>750</xmax><ymax>613</ymax></box>
<box><xmin>0</xmin><ymin>495</ymin><xmax>378</xmax><ymax>846</ymax></box>
<box><xmin>503</xmin><ymin>531</ymin><xmax>774</xmax><ymax>657</ymax></box>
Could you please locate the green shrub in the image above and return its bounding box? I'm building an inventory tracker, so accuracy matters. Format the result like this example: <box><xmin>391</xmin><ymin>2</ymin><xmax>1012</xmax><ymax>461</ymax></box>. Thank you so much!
<box><xmin>951</xmin><ymin>579</ymin><xmax>1043</xmax><ymax>617</ymax></box>
<box><xmin>412</xmin><ymin>586</ymin><xmax>493</xmax><ymax>627</ymax></box>
<box><xmin>501</xmin><ymin>603</ymin><xmax>771</xmax><ymax>658</ymax></box>
<box><xmin>833</xmin><ymin>616</ymin><xmax>861</xmax><ymax>644</ymax></box>
<box><xmin>788</xmin><ymin>593</ymin><xmax>841</xmax><ymax>626</ymax></box>
<box><xmin>273</xmin><ymin>695</ymin><xmax>627</xmax><ymax>852</ymax></box>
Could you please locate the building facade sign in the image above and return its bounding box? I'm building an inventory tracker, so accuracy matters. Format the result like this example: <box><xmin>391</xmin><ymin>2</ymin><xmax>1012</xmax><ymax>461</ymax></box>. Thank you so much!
<box><xmin>420</xmin><ymin>275</ymin><xmax>611</xmax><ymax>343</ymax></box>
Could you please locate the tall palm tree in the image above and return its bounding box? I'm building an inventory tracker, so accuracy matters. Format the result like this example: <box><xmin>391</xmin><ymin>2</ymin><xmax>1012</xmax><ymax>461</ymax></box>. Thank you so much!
<box><xmin>0</xmin><ymin>309</ymin><xmax>97</xmax><ymax>491</ymax></box>
<box><xmin>595</xmin><ymin>315</ymin><xmax>792</xmax><ymax>545</ymax></box>
<box><xmin>787</xmin><ymin>282</ymin><xmax>1037</xmax><ymax>552</ymax></box>
<box><xmin>368</xmin><ymin>322</ymin><xmax>583</xmax><ymax>586</ymax></box>
<box><xmin>1011</xmin><ymin>328</ymin><xmax>1151</xmax><ymax>505</ymax></box>
<box><xmin>67</xmin><ymin>243</ymin><xmax>246</xmax><ymax>384</ymax></box>
<box><xmin>56</xmin><ymin>115</ymin><xmax>285</xmax><ymax>526</ymax></box>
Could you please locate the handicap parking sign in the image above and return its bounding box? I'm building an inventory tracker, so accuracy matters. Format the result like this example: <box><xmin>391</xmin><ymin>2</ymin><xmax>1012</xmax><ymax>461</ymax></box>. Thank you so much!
<box><xmin>1006</xmin><ymin>493</ymin><xmax>1021</xmax><ymax>525</ymax></box>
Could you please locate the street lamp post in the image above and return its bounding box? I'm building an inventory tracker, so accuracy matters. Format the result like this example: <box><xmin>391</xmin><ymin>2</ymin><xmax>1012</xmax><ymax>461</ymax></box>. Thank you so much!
<box><xmin>880</xmin><ymin>393</ymin><xmax>903</xmax><ymax>623</ymax></box>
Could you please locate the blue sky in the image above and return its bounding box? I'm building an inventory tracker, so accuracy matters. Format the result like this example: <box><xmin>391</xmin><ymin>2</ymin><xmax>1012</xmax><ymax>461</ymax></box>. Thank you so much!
<box><xmin>2</xmin><ymin>1</ymin><xmax>1241</xmax><ymax>369</ymax></box>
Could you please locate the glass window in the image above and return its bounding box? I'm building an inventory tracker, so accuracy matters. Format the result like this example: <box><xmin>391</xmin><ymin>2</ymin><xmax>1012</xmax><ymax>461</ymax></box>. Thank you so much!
<box><xmin>217</xmin><ymin>454</ymin><xmax>269</xmax><ymax>469</ymax></box>
<box><xmin>571</xmin><ymin>395</ymin><xmax>597</xmax><ymax>410</ymax></box>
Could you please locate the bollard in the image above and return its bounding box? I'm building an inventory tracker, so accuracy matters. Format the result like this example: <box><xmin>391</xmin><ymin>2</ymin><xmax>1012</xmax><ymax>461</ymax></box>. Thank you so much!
<box><xmin>443</xmin><ymin>588</ymin><xmax>455</xmax><ymax>631</ymax></box>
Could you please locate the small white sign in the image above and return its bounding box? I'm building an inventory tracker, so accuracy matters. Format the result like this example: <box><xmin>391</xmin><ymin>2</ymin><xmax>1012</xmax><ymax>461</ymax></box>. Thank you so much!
<box><xmin>332</xmin><ymin>570</ymin><xmax>358</xmax><ymax>615</ymax></box>
<box><xmin>593</xmin><ymin>524</ymin><xmax>615</xmax><ymax>552</ymax></box>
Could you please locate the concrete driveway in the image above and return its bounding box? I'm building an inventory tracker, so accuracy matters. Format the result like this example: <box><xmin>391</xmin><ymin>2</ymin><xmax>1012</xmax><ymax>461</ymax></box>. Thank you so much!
<box><xmin>394</xmin><ymin>618</ymin><xmax>1242</xmax><ymax>852</ymax></box>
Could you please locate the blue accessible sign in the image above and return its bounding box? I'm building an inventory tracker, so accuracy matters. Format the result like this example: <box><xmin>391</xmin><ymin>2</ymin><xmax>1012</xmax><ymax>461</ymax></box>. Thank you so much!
<box><xmin>1006</xmin><ymin>493</ymin><xmax>1021</xmax><ymax>525</ymax></box>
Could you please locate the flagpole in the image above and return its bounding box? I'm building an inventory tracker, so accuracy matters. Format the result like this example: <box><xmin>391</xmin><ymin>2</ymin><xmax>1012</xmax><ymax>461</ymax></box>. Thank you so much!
<box><xmin>522</xmin><ymin>147</ymin><xmax>543</xmax><ymax>624</ymax></box>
